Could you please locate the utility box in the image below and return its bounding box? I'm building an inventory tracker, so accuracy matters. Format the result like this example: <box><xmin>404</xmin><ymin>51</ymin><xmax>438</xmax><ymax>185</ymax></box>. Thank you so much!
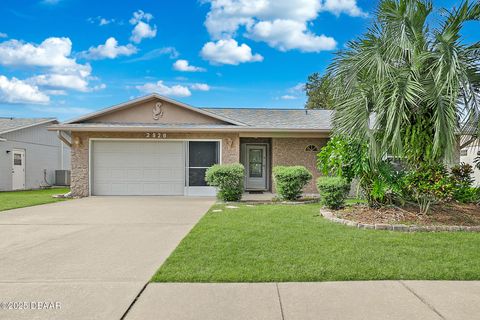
<box><xmin>55</xmin><ymin>170</ymin><xmax>71</xmax><ymax>186</ymax></box>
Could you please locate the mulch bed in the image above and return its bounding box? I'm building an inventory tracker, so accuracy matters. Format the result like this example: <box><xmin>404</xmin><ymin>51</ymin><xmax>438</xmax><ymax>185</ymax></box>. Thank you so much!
<box><xmin>337</xmin><ymin>203</ymin><xmax>480</xmax><ymax>226</ymax></box>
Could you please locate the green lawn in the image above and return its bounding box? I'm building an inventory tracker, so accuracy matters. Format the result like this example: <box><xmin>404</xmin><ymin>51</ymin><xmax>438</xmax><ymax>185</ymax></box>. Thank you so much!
<box><xmin>0</xmin><ymin>188</ymin><xmax>70</xmax><ymax>212</ymax></box>
<box><xmin>153</xmin><ymin>203</ymin><xmax>480</xmax><ymax>282</ymax></box>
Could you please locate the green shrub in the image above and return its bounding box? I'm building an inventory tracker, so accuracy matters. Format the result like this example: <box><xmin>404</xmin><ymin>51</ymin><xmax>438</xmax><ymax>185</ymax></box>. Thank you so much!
<box><xmin>453</xmin><ymin>187</ymin><xmax>480</xmax><ymax>203</ymax></box>
<box><xmin>205</xmin><ymin>163</ymin><xmax>244</xmax><ymax>201</ymax></box>
<box><xmin>273</xmin><ymin>166</ymin><xmax>312</xmax><ymax>201</ymax></box>
<box><xmin>317</xmin><ymin>177</ymin><xmax>350</xmax><ymax>209</ymax></box>
<box><xmin>450</xmin><ymin>163</ymin><xmax>478</xmax><ymax>203</ymax></box>
<box><xmin>402</xmin><ymin>163</ymin><xmax>454</xmax><ymax>213</ymax></box>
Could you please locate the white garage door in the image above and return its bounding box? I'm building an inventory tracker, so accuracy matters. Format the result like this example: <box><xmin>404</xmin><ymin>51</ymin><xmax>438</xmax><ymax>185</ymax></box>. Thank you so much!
<box><xmin>92</xmin><ymin>141</ymin><xmax>185</xmax><ymax>196</ymax></box>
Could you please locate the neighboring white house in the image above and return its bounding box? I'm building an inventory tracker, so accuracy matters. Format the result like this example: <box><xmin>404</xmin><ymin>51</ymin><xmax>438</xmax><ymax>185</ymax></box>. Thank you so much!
<box><xmin>0</xmin><ymin>118</ymin><xmax>71</xmax><ymax>191</ymax></box>
<box><xmin>460</xmin><ymin>143</ymin><xmax>480</xmax><ymax>186</ymax></box>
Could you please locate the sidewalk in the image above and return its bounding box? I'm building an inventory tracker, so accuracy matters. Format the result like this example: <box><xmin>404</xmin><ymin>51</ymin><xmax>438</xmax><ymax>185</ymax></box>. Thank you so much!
<box><xmin>124</xmin><ymin>281</ymin><xmax>480</xmax><ymax>320</ymax></box>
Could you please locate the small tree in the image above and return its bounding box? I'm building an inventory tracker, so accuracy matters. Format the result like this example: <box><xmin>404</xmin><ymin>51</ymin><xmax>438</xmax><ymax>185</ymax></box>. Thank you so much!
<box><xmin>305</xmin><ymin>73</ymin><xmax>335</xmax><ymax>110</ymax></box>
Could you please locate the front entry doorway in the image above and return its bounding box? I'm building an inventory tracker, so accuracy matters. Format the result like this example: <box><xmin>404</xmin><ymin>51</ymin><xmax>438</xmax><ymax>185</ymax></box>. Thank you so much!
<box><xmin>245</xmin><ymin>144</ymin><xmax>268</xmax><ymax>190</ymax></box>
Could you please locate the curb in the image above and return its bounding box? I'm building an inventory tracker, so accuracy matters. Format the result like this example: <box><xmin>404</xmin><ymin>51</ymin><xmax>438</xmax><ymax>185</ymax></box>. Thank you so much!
<box><xmin>320</xmin><ymin>209</ymin><xmax>480</xmax><ymax>232</ymax></box>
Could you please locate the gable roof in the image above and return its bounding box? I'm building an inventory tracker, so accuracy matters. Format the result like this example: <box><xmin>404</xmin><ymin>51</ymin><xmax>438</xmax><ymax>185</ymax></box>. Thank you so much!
<box><xmin>0</xmin><ymin>118</ymin><xmax>57</xmax><ymax>135</ymax></box>
<box><xmin>49</xmin><ymin>95</ymin><xmax>333</xmax><ymax>133</ymax></box>
<box><xmin>202</xmin><ymin>108</ymin><xmax>333</xmax><ymax>130</ymax></box>
<box><xmin>65</xmin><ymin>93</ymin><xmax>246</xmax><ymax>126</ymax></box>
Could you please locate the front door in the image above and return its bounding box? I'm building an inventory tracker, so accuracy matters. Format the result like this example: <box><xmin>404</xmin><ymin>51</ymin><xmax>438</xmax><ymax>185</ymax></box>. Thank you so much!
<box><xmin>246</xmin><ymin>145</ymin><xmax>267</xmax><ymax>190</ymax></box>
<box><xmin>12</xmin><ymin>149</ymin><xmax>26</xmax><ymax>190</ymax></box>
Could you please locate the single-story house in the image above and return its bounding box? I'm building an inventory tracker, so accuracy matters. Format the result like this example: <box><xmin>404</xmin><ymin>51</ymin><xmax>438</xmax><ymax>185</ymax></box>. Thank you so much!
<box><xmin>0</xmin><ymin>118</ymin><xmax>71</xmax><ymax>191</ymax></box>
<box><xmin>50</xmin><ymin>94</ymin><xmax>332</xmax><ymax>197</ymax></box>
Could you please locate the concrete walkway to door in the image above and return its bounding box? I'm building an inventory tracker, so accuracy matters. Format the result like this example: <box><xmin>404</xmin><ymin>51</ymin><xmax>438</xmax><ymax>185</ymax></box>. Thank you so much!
<box><xmin>0</xmin><ymin>196</ymin><xmax>214</xmax><ymax>320</ymax></box>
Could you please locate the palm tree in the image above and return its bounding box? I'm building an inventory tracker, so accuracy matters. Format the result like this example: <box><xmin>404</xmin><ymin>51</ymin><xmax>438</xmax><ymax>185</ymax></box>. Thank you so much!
<box><xmin>329</xmin><ymin>0</ymin><xmax>480</xmax><ymax>165</ymax></box>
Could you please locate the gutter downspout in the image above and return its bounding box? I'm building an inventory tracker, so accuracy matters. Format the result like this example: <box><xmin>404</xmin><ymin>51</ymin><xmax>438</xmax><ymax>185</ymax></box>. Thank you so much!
<box><xmin>57</xmin><ymin>130</ymin><xmax>72</xmax><ymax>148</ymax></box>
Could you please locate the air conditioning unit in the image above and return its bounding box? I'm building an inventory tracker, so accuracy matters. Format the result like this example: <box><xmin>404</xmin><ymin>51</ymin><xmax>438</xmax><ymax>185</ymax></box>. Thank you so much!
<box><xmin>55</xmin><ymin>170</ymin><xmax>71</xmax><ymax>186</ymax></box>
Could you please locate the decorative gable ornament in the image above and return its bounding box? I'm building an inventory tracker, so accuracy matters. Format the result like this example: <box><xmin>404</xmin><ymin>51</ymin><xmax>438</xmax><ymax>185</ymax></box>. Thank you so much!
<box><xmin>152</xmin><ymin>102</ymin><xmax>164</xmax><ymax>120</ymax></box>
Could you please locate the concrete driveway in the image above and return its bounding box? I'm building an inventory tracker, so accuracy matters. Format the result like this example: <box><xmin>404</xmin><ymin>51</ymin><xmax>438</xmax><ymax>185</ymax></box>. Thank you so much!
<box><xmin>0</xmin><ymin>196</ymin><xmax>214</xmax><ymax>320</ymax></box>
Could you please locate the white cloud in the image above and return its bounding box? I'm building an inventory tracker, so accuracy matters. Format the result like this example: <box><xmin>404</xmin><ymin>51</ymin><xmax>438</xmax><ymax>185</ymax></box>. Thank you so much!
<box><xmin>44</xmin><ymin>89</ymin><xmax>67</xmax><ymax>95</ymax></box>
<box><xmin>0</xmin><ymin>37</ymin><xmax>99</xmax><ymax>93</ymax></box>
<box><xmin>136</xmin><ymin>80</ymin><xmax>191</xmax><ymax>97</ymax></box>
<box><xmin>322</xmin><ymin>0</ymin><xmax>368</xmax><ymax>17</ymax></box>
<box><xmin>247</xmin><ymin>19</ymin><xmax>336</xmax><ymax>52</ymax></box>
<box><xmin>88</xmin><ymin>16</ymin><xmax>116</xmax><ymax>26</ymax></box>
<box><xmin>131</xmin><ymin>22</ymin><xmax>157</xmax><ymax>43</ymax></box>
<box><xmin>277</xmin><ymin>83</ymin><xmax>305</xmax><ymax>100</ymax></box>
<box><xmin>200</xmin><ymin>39</ymin><xmax>263</xmax><ymax>65</ymax></box>
<box><xmin>0</xmin><ymin>75</ymin><xmax>49</xmax><ymax>104</ymax></box>
<box><xmin>126</xmin><ymin>47</ymin><xmax>179</xmax><ymax>62</ymax></box>
<box><xmin>287</xmin><ymin>82</ymin><xmax>305</xmax><ymax>95</ymax></box>
<box><xmin>79</xmin><ymin>37</ymin><xmax>137</xmax><ymax>60</ymax></box>
<box><xmin>92</xmin><ymin>83</ymin><xmax>107</xmax><ymax>91</ymax></box>
<box><xmin>27</xmin><ymin>74</ymin><xmax>90</xmax><ymax>92</ymax></box>
<box><xmin>173</xmin><ymin>59</ymin><xmax>206</xmax><ymax>72</ymax></box>
<box><xmin>0</xmin><ymin>37</ymin><xmax>80</xmax><ymax>69</ymax></box>
<box><xmin>280</xmin><ymin>95</ymin><xmax>298</xmax><ymax>100</ymax></box>
<box><xmin>130</xmin><ymin>10</ymin><xmax>157</xmax><ymax>43</ymax></box>
<box><xmin>190</xmin><ymin>83</ymin><xmax>210</xmax><ymax>91</ymax></box>
<box><xmin>129</xmin><ymin>10</ymin><xmax>153</xmax><ymax>24</ymax></box>
<box><xmin>99</xmin><ymin>18</ymin><xmax>111</xmax><ymax>26</ymax></box>
<box><xmin>0</xmin><ymin>33</ymin><xmax>7</xmax><ymax>38</ymax></box>
<box><xmin>202</xmin><ymin>0</ymin><xmax>365</xmax><ymax>52</ymax></box>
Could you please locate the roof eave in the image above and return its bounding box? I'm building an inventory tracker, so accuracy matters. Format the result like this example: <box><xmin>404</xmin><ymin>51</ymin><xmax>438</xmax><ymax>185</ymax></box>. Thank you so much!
<box><xmin>0</xmin><ymin>119</ymin><xmax>58</xmax><ymax>135</ymax></box>
<box><xmin>48</xmin><ymin>125</ymin><xmax>331</xmax><ymax>133</ymax></box>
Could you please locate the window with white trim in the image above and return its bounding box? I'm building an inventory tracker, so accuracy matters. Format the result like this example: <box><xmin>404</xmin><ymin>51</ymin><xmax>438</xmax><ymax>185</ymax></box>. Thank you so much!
<box><xmin>188</xmin><ymin>141</ymin><xmax>220</xmax><ymax>186</ymax></box>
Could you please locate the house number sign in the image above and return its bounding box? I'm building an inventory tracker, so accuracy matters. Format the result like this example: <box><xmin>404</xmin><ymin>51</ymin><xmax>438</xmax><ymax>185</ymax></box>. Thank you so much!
<box><xmin>145</xmin><ymin>132</ymin><xmax>167</xmax><ymax>138</ymax></box>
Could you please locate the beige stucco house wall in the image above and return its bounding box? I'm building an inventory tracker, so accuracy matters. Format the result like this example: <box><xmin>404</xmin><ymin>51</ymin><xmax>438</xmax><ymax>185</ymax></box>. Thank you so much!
<box><xmin>272</xmin><ymin>137</ymin><xmax>328</xmax><ymax>194</ymax></box>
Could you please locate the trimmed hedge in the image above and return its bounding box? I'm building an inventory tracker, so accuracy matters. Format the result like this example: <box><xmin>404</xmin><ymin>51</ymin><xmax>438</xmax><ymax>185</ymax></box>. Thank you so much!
<box><xmin>273</xmin><ymin>166</ymin><xmax>312</xmax><ymax>201</ymax></box>
<box><xmin>205</xmin><ymin>163</ymin><xmax>245</xmax><ymax>201</ymax></box>
<box><xmin>317</xmin><ymin>176</ymin><xmax>350</xmax><ymax>209</ymax></box>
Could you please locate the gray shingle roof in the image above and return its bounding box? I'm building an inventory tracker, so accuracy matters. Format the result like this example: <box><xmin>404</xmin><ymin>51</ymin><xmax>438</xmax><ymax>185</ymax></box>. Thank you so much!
<box><xmin>202</xmin><ymin>108</ymin><xmax>333</xmax><ymax>130</ymax></box>
<box><xmin>0</xmin><ymin>118</ymin><xmax>56</xmax><ymax>134</ymax></box>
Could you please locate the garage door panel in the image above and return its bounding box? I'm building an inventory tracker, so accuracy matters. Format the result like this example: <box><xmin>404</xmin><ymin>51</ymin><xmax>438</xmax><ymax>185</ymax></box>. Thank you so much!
<box><xmin>124</xmin><ymin>168</ymin><xmax>143</xmax><ymax>180</ymax></box>
<box><xmin>112</xmin><ymin>183</ymin><xmax>130</xmax><ymax>194</ymax></box>
<box><xmin>92</xmin><ymin>141</ymin><xmax>185</xmax><ymax>196</ymax></box>
<box><xmin>93</xmin><ymin>183</ymin><xmax>111</xmax><ymax>195</ymax></box>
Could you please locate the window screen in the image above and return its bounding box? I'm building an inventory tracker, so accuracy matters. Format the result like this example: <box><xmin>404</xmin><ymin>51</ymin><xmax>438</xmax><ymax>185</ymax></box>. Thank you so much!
<box><xmin>188</xmin><ymin>141</ymin><xmax>219</xmax><ymax>186</ymax></box>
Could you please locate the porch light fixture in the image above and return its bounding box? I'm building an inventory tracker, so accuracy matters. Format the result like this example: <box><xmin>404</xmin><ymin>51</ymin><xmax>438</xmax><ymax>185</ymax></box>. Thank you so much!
<box><xmin>73</xmin><ymin>136</ymin><xmax>82</xmax><ymax>147</ymax></box>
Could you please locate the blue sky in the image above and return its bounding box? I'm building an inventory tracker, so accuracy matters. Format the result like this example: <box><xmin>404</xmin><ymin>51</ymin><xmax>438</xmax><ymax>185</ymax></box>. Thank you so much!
<box><xmin>0</xmin><ymin>0</ymin><xmax>476</xmax><ymax>120</ymax></box>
